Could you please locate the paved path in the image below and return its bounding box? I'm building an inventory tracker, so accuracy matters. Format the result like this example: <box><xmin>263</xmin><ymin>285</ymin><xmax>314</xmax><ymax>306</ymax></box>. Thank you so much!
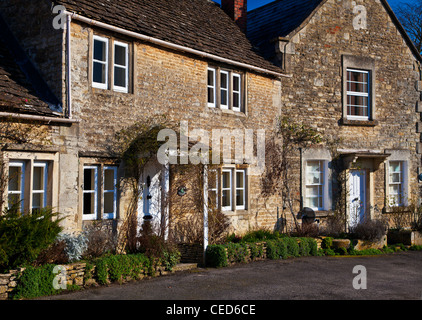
<box><xmin>41</xmin><ymin>251</ymin><xmax>422</xmax><ymax>300</ymax></box>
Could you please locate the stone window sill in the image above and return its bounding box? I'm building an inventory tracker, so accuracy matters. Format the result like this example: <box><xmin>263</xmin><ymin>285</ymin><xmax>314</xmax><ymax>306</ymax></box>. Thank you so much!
<box><xmin>340</xmin><ymin>118</ymin><xmax>378</xmax><ymax>127</ymax></box>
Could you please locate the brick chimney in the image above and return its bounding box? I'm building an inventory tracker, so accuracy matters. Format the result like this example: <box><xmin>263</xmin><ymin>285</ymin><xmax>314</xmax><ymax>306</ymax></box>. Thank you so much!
<box><xmin>221</xmin><ymin>0</ymin><xmax>247</xmax><ymax>33</ymax></box>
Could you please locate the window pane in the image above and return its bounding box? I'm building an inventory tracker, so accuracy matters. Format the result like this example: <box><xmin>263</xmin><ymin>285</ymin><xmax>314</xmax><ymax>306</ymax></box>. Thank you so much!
<box><xmin>233</xmin><ymin>75</ymin><xmax>240</xmax><ymax>92</ymax></box>
<box><xmin>236</xmin><ymin>171</ymin><xmax>244</xmax><ymax>188</ymax></box>
<box><xmin>33</xmin><ymin>166</ymin><xmax>44</xmax><ymax>191</ymax></box>
<box><xmin>32</xmin><ymin>193</ymin><xmax>43</xmax><ymax>209</ymax></box>
<box><xmin>390</xmin><ymin>162</ymin><xmax>401</xmax><ymax>173</ymax></box>
<box><xmin>84</xmin><ymin>168</ymin><xmax>96</xmax><ymax>191</ymax></box>
<box><xmin>94</xmin><ymin>39</ymin><xmax>107</xmax><ymax>61</ymax></box>
<box><xmin>83</xmin><ymin>193</ymin><xmax>96</xmax><ymax>215</ymax></box>
<box><xmin>233</xmin><ymin>92</ymin><xmax>240</xmax><ymax>109</ymax></box>
<box><xmin>8</xmin><ymin>194</ymin><xmax>21</xmax><ymax>208</ymax></box>
<box><xmin>306</xmin><ymin>186</ymin><xmax>319</xmax><ymax>197</ymax></box>
<box><xmin>114</xmin><ymin>66</ymin><xmax>126</xmax><ymax>88</ymax></box>
<box><xmin>8</xmin><ymin>166</ymin><xmax>22</xmax><ymax>192</ymax></box>
<box><xmin>222</xmin><ymin>189</ymin><xmax>231</xmax><ymax>207</ymax></box>
<box><xmin>221</xmin><ymin>72</ymin><xmax>228</xmax><ymax>89</ymax></box>
<box><xmin>93</xmin><ymin>62</ymin><xmax>106</xmax><ymax>84</ymax></box>
<box><xmin>104</xmin><ymin>168</ymin><xmax>115</xmax><ymax>191</ymax></box>
<box><xmin>104</xmin><ymin>192</ymin><xmax>114</xmax><ymax>214</ymax></box>
<box><xmin>222</xmin><ymin>171</ymin><xmax>231</xmax><ymax>189</ymax></box>
<box><xmin>236</xmin><ymin>189</ymin><xmax>244</xmax><ymax>207</ymax></box>
<box><xmin>208</xmin><ymin>87</ymin><xmax>214</xmax><ymax>104</ymax></box>
<box><xmin>208</xmin><ymin>69</ymin><xmax>215</xmax><ymax>86</ymax></box>
<box><xmin>114</xmin><ymin>45</ymin><xmax>127</xmax><ymax>66</ymax></box>
<box><xmin>306</xmin><ymin>196</ymin><xmax>320</xmax><ymax>209</ymax></box>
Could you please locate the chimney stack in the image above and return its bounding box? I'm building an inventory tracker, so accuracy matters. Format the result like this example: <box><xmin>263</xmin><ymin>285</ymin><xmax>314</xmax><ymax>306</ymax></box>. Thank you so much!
<box><xmin>221</xmin><ymin>0</ymin><xmax>247</xmax><ymax>33</ymax></box>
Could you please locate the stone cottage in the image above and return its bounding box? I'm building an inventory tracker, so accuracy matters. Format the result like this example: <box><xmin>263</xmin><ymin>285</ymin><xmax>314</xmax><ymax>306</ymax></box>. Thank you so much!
<box><xmin>248</xmin><ymin>0</ymin><xmax>422</xmax><ymax>230</ymax></box>
<box><xmin>0</xmin><ymin>0</ymin><xmax>287</xmax><ymax>245</ymax></box>
<box><xmin>0</xmin><ymin>0</ymin><xmax>421</xmax><ymax>245</ymax></box>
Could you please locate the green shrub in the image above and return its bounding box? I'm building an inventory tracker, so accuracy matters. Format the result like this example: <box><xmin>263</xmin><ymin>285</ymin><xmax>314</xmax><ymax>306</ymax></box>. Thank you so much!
<box><xmin>409</xmin><ymin>245</ymin><xmax>422</xmax><ymax>251</ymax></box>
<box><xmin>241</xmin><ymin>230</ymin><xmax>280</xmax><ymax>243</ymax></box>
<box><xmin>205</xmin><ymin>245</ymin><xmax>228</xmax><ymax>268</ymax></box>
<box><xmin>12</xmin><ymin>264</ymin><xmax>61</xmax><ymax>299</ymax></box>
<box><xmin>321</xmin><ymin>237</ymin><xmax>333</xmax><ymax>249</ymax></box>
<box><xmin>94</xmin><ymin>253</ymin><xmax>152</xmax><ymax>285</ymax></box>
<box><xmin>335</xmin><ymin>247</ymin><xmax>348</xmax><ymax>255</ymax></box>
<box><xmin>283</xmin><ymin>237</ymin><xmax>300</xmax><ymax>257</ymax></box>
<box><xmin>0</xmin><ymin>206</ymin><xmax>63</xmax><ymax>272</ymax></box>
<box><xmin>265</xmin><ymin>240</ymin><xmax>279</xmax><ymax>260</ymax></box>
<box><xmin>225</xmin><ymin>243</ymin><xmax>249</xmax><ymax>264</ymax></box>
<box><xmin>249</xmin><ymin>243</ymin><xmax>265</xmax><ymax>260</ymax></box>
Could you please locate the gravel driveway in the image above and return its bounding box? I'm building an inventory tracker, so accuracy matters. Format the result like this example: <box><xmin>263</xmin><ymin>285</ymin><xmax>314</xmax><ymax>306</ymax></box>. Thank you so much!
<box><xmin>40</xmin><ymin>251</ymin><xmax>422</xmax><ymax>301</ymax></box>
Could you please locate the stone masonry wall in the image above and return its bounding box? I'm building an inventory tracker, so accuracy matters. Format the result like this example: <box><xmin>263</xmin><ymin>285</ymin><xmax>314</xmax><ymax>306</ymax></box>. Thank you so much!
<box><xmin>278</xmin><ymin>0</ymin><xmax>422</xmax><ymax>222</ymax></box>
<box><xmin>57</xmin><ymin>21</ymin><xmax>284</xmax><ymax>234</ymax></box>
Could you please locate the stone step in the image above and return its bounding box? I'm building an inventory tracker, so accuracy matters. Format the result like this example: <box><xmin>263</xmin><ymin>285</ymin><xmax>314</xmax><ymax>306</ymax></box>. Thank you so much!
<box><xmin>172</xmin><ymin>263</ymin><xmax>198</xmax><ymax>272</ymax></box>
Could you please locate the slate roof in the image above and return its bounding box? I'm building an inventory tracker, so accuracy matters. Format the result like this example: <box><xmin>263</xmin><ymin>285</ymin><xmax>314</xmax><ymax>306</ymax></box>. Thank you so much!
<box><xmin>53</xmin><ymin>0</ymin><xmax>283</xmax><ymax>74</ymax></box>
<box><xmin>247</xmin><ymin>0</ymin><xmax>422</xmax><ymax>62</ymax></box>
<box><xmin>0</xmin><ymin>31</ymin><xmax>55</xmax><ymax>116</ymax></box>
<box><xmin>247</xmin><ymin>0</ymin><xmax>323</xmax><ymax>48</ymax></box>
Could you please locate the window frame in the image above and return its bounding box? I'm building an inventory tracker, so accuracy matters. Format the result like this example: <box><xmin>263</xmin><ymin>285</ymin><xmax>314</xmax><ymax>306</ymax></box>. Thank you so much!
<box><xmin>207</xmin><ymin>68</ymin><xmax>216</xmax><ymax>108</ymax></box>
<box><xmin>235</xmin><ymin>169</ymin><xmax>246</xmax><ymax>210</ymax></box>
<box><xmin>31</xmin><ymin>161</ymin><xmax>49</xmax><ymax>211</ymax></box>
<box><xmin>6</xmin><ymin>158</ymin><xmax>54</xmax><ymax>214</ymax></box>
<box><xmin>341</xmin><ymin>55</ymin><xmax>376</xmax><ymax>125</ymax></box>
<box><xmin>305</xmin><ymin>160</ymin><xmax>325</xmax><ymax>211</ymax></box>
<box><xmin>207</xmin><ymin>66</ymin><xmax>245</xmax><ymax>113</ymax></box>
<box><xmin>346</xmin><ymin>68</ymin><xmax>370</xmax><ymax>121</ymax></box>
<box><xmin>232</xmin><ymin>73</ymin><xmax>242</xmax><ymax>112</ymax></box>
<box><xmin>7</xmin><ymin>161</ymin><xmax>25</xmax><ymax>212</ymax></box>
<box><xmin>103</xmin><ymin>166</ymin><xmax>118</xmax><ymax>220</ymax></box>
<box><xmin>388</xmin><ymin>161</ymin><xmax>408</xmax><ymax>207</ymax></box>
<box><xmin>113</xmin><ymin>41</ymin><xmax>129</xmax><ymax>93</ymax></box>
<box><xmin>221</xmin><ymin>169</ymin><xmax>233</xmax><ymax>211</ymax></box>
<box><xmin>82</xmin><ymin>165</ymin><xmax>99</xmax><ymax>221</ymax></box>
<box><xmin>92</xmin><ymin>35</ymin><xmax>109</xmax><ymax>90</ymax></box>
<box><xmin>220</xmin><ymin>70</ymin><xmax>230</xmax><ymax>110</ymax></box>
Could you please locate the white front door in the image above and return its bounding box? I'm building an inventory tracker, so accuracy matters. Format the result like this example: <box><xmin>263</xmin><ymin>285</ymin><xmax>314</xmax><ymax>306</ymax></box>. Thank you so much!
<box><xmin>349</xmin><ymin>170</ymin><xmax>366</xmax><ymax>228</ymax></box>
<box><xmin>138</xmin><ymin>161</ymin><xmax>162</xmax><ymax>233</ymax></box>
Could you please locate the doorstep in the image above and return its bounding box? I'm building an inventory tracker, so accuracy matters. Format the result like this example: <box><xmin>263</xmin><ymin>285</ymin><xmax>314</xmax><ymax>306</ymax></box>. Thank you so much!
<box><xmin>172</xmin><ymin>263</ymin><xmax>198</xmax><ymax>272</ymax></box>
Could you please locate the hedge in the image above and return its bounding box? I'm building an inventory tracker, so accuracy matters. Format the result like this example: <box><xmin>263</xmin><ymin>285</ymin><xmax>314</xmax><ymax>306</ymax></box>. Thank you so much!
<box><xmin>205</xmin><ymin>237</ymin><xmax>319</xmax><ymax>267</ymax></box>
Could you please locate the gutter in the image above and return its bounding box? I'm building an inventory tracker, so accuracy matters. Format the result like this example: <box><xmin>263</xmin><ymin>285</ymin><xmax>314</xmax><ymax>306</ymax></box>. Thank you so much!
<box><xmin>63</xmin><ymin>11</ymin><xmax>291</xmax><ymax>79</ymax></box>
<box><xmin>0</xmin><ymin>112</ymin><xmax>79</xmax><ymax>124</ymax></box>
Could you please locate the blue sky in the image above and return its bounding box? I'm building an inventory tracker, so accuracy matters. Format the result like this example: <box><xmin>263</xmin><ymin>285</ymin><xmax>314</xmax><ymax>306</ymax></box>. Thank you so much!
<box><xmin>213</xmin><ymin>0</ymin><xmax>417</xmax><ymax>12</ymax></box>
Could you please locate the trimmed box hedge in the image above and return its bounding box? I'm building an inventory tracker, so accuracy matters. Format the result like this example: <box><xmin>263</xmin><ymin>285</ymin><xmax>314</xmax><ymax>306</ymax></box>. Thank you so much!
<box><xmin>205</xmin><ymin>237</ymin><xmax>318</xmax><ymax>268</ymax></box>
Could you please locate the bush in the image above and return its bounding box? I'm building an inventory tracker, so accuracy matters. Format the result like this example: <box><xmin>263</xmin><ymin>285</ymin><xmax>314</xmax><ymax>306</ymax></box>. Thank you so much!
<box><xmin>205</xmin><ymin>245</ymin><xmax>228</xmax><ymax>268</ymax></box>
<box><xmin>241</xmin><ymin>229</ymin><xmax>280</xmax><ymax>243</ymax></box>
<box><xmin>12</xmin><ymin>264</ymin><xmax>61</xmax><ymax>299</ymax></box>
<box><xmin>0</xmin><ymin>206</ymin><xmax>63</xmax><ymax>272</ymax></box>
<box><xmin>94</xmin><ymin>254</ymin><xmax>152</xmax><ymax>285</ymax></box>
<box><xmin>298</xmin><ymin>237</ymin><xmax>318</xmax><ymax>256</ymax></box>
<box><xmin>283</xmin><ymin>237</ymin><xmax>300</xmax><ymax>257</ymax></box>
<box><xmin>265</xmin><ymin>240</ymin><xmax>279</xmax><ymax>260</ymax></box>
<box><xmin>352</xmin><ymin>219</ymin><xmax>387</xmax><ymax>242</ymax></box>
<box><xmin>225</xmin><ymin>243</ymin><xmax>250</xmax><ymax>264</ymax></box>
<box><xmin>248</xmin><ymin>242</ymin><xmax>265</xmax><ymax>260</ymax></box>
<box><xmin>58</xmin><ymin>232</ymin><xmax>89</xmax><ymax>263</ymax></box>
<box><xmin>321</xmin><ymin>237</ymin><xmax>333</xmax><ymax>249</ymax></box>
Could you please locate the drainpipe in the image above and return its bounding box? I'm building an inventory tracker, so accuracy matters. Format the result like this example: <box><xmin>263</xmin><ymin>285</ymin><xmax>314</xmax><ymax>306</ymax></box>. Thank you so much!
<box><xmin>66</xmin><ymin>14</ymin><xmax>72</xmax><ymax>119</ymax></box>
<box><xmin>203</xmin><ymin>165</ymin><xmax>209</xmax><ymax>265</ymax></box>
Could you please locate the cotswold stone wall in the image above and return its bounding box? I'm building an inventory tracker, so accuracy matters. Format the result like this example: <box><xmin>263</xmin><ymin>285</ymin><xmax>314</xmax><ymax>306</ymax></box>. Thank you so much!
<box><xmin>278</xmin><ymin>0</ymin><xmax>422</xmax><ymax>223</ymax></box>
